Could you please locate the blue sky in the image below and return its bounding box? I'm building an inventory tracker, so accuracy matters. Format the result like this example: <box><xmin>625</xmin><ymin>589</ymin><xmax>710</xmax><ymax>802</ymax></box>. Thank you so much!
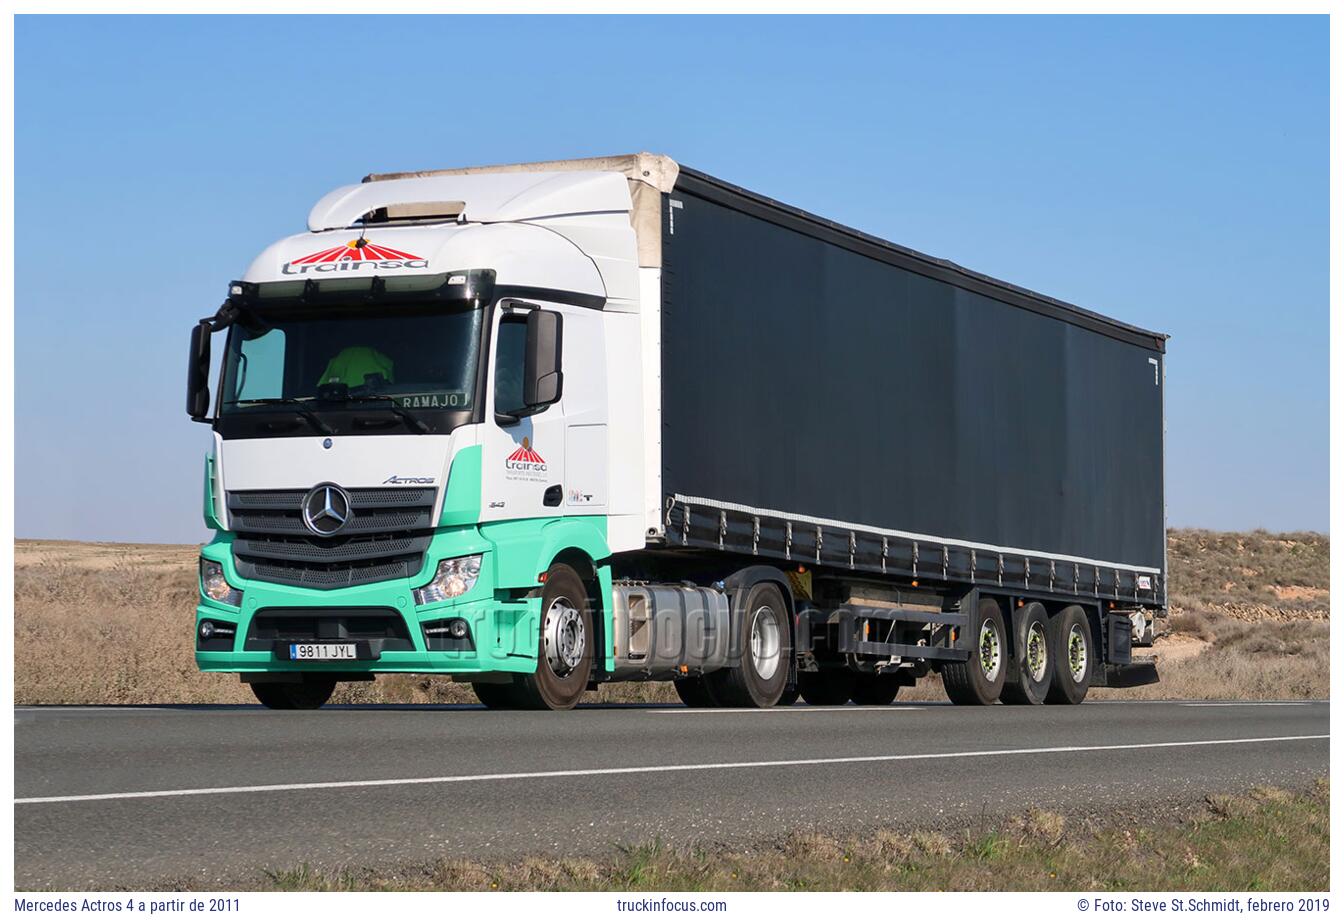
<box><xmin>15</xmin><ymin>14</ymin><xmax>1328</xmax><ymax>543</ymax></box>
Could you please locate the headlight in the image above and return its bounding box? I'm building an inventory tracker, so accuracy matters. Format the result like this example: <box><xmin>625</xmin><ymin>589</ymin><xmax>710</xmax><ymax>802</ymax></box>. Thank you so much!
<box><xmin>414</xmin><ymin>554</ymin><xmax>482</xmax><ymax>605</ymax></box>
<box><xmin>199</xmin><ymin>559</ymin><xmax>243</xmax><ymax>606</ymax></box>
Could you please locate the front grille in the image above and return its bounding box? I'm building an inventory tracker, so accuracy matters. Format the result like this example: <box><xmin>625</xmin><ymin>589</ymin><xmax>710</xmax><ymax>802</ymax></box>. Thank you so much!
<box><xmin>244</xmin><ymin>607</ymin><xmax>415</xmax><ymax>652</ymax></box>
<box><xmin>228</xmin><ymin>487</ymin><xmax>435</xmax><ymax>589</ymax></box>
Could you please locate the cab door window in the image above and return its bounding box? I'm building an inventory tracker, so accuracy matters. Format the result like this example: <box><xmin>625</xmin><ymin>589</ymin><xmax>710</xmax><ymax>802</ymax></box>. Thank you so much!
<box><xmin>494</xmin><ymin>314</ymin><xmax>528</xmax><ymax>416</ymax></box>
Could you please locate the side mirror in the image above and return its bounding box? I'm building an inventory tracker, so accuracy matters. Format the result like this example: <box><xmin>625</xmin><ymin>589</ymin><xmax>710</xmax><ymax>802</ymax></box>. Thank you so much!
<box><xmin>187</xmin><ymin>320</ymin><xmax>213</xmax><ymax>421</ymax></box>
<box><xmin>522</xmin><ymin>309</ymin><xmax>563</xmax><ymax>409</ymax></box>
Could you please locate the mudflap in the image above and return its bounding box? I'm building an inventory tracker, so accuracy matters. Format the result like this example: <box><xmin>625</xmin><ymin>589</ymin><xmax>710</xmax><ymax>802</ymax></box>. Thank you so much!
<box><xmin>1104</xmin><ymin>660</ymin><xmax>1160</xmax><ymax>688</ymax></box>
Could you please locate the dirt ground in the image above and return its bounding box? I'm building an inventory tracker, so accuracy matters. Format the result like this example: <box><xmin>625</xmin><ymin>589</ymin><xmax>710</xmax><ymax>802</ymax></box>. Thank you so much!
<box><xmin>12</xmin><ymin>529</ymin><xmax>1329</xmax><ymax>705</ymax></box>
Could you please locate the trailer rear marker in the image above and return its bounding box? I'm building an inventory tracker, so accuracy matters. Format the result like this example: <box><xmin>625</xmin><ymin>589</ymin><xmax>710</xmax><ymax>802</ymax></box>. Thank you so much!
<box><xmin>15</xmin><ymin>734</ymin><xmax>1325</xmax><ymax>806</ymax></box>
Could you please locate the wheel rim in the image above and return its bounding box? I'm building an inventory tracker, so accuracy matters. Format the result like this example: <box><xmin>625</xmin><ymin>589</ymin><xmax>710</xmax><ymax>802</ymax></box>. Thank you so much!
<box><xmin>1067</xmin><ymin>623</ymin><xmax>1088</xmax><ymax>683</ymax></box>
<box><xmin>543</xmin><ymin>596</ymin><xmax>585</xmax><ymax>676</ymax></box>
<box><xmin>1025</xmin><ymin>621</ymin><xmax>1049</xmax><ymax>683</ymax></box>
<box><xmin>750</xmin><ymin>606</ymin><xmax>782</xmax><ymax>681</ymax></box>
<box><xmin>979</xmin><ymin>619</ymin><xmax>1002</xmax><ymax>682</ymax></box>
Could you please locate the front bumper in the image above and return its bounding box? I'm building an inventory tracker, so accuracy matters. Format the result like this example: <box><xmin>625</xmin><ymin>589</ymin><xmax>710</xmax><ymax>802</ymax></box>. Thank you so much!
<box><xmin>195</xmin><ymin>528</ymin><xmax>541</xmax><ymax>677</ymax></box>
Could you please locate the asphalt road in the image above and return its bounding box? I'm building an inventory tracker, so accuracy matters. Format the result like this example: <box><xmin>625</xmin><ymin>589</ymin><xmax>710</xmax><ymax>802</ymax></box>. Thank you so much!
<box><xmin>15</xmin><ymin>699</ymin><xmax>1328</xmax><ymax>890</ymax></box>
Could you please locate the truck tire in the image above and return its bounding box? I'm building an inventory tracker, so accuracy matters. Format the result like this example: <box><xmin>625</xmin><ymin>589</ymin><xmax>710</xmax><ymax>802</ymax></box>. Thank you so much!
<box><xmin>706</xmin><ymin>582</ymin><xmax>791</xmax><ymax>707</ymax></box>
<box><xmin>511</xmin><ymin>563</ymin><xmax>593</xmax><ymax>710</ymax></box>
<box><xmin>850</xmin><ymin>673</ymin><xmax>901</xmax><ymax>706</ymax></box>
<box><xmin>673</xmin><ymin>676</ymin><xmax>721</xmax><ymax>708</ymax></box>
<box><xmin>251</xmin><ymin>677</ymin><xmax>336</xmax><ymax>710</ymax></box>
<box><xmin>1045</xmin><ymin>605</ymin><xmax>1093</xmax><ymax>705</ymax></box>
<box><xmin>942</xmin><ymin>597</ymin><xmax>1008</xmax><ymax>705</ymax></box>
<box><xmin>472</xmin><ymin>680</ymin><xmax>522</xmax><ymax>709</ymax></box>
<box><xmin>777</xmin><ymin>684</ymin><xmax>800</xmax><ymax>706</ymax></box>
<box><xmin>1001</xmin><ymin>602</ymin><xmax>1052</xmax><ymax>705</ymax></box>
<box><xmin>797</xmin><ymin>669</ymin><xmax>855</xmax><ymax>705</ymax></box>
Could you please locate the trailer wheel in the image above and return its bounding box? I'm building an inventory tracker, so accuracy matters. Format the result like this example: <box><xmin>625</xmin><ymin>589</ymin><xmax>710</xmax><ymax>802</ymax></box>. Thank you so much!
<box><xmin>706</xmin><ymin>582</ymin><xmax>791</xmax><ymax>707</ymax></box>
<box><xmin>850</xmin><ymin>673</ymin><xmax>901</xmax><ymax>706</ymax></box>
<box><xmin>1045</xmin><ymin>605</ymin><xmax>1093</xmax><ymax>705</ymax></box>
<box><xmin>673</xmin><ymin>676</ymin><xmax>721</xmax><ymax>708</ymax></box>
<box><xmin>942</xmin><ymin>597</ymin><xmax>1008</xmax><ymax>705</ymax></box>
<box><xmin>472</xmin><ymin>680</ymin><xmax>522</xmax><ymax>709</ymax></box>
<box><xmin>1002</xmin><ymin>602</ymin><xmax>1052</xmax><ymax>705</ymax></box>
<box><xmin>250</xmin><ymin>677</ymin><xmax>336</xmax><ymax>710</ymax></box>
<box><xmin>797</xmin><ymin>669</ymin><xmax>855</xmax><ymax>706</ymax></box>
<box><xmin>510</xmin><ymin>563</ymin><xmax>593</xmax><ymax>710</ymax></box>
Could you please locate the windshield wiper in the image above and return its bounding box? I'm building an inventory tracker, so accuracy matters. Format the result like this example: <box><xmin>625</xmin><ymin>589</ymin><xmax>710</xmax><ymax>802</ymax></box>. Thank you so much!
<box><xmin>228</xmin><ymin>397</ymin><xmax>333</xmax><ymax>435</ymax></box>
<box><xmin>339</xmin><ymin>395</ymin><xmax>432</xmax><ymax>434</ymax></box>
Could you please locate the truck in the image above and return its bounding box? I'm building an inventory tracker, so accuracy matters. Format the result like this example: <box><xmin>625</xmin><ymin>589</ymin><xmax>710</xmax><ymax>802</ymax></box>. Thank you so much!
<box><xmin>187</xmin><ymin>152</ymin><xmax>1166</xmax><ymax>711</ymax></box>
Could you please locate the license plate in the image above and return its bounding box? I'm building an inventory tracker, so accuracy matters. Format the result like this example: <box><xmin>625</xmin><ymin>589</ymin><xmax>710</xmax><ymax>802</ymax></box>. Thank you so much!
<box><xmin>289</xmin><ymin>643</ymin><xmax>356</xmax><ymax>661</ymax></box>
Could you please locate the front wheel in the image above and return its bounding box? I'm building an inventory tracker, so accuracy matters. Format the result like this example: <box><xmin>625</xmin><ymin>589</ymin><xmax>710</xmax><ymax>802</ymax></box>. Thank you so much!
<box><xmin>1045</xmin><ymin>605</ymin><xmax>1093</xmax><ymax>705</ymax></box>
<box><xmin>510</xmin><ymin>563</ymin><xmax>594</xmax><ymax>710</ymax></box>
<box><xmin>251</xmin><ymin>677</ymin><xmax>337</xmax><ymax>710</ymax></box>
<box><xmin>942</xmin><ymin>597</ymin><xmax>1008</xmax><ymax>705</ymax></box>
<box><xmin>472</xmin><ymin>681</ymin><xmax>523</xmax><ymax>709</ymax></box>
<box><xmin>706</xmin><ymin>582</ymin><xmax>792</xmax><ymax>707</ymax></box>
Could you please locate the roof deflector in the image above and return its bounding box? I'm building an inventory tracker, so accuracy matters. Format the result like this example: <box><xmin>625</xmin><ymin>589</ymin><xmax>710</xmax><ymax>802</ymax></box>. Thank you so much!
<box><xmin>362</xmin><ymin>152</ymin><xmax>680</xmax><ymax>268</ymax></box>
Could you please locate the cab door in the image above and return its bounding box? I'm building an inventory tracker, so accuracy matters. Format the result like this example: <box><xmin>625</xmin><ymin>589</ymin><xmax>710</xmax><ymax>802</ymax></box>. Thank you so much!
<box><xmin>480</xmin><ymin>302</ymin><xmax>567</xmax><ymax>522</ymax></box>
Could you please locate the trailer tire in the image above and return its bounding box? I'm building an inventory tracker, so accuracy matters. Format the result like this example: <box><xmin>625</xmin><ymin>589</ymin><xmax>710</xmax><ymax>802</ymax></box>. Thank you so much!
<box><xmin>1045</xmin><ymin>605</ymin><xmax>1093</xmax><ymax>705</ymax></box>
<box><xmin>850</xmin><ymin>673</ymin><xmax>901</xmax><ymax>706</ymax></box>
<box><xmin>510</xmin><ymin>563</ymin><xmax>593</xmax><ymax>710</ymax></box>
<box><xmin>1002</xmin><ymin>602</ymin><xmax>1052</xmax><ymax>705</ymax></box>
<box><xmin>797</xmin><ymin>669</ymin><xmax>855</xmax><ymax>706</ymax></box>
<box><xmin>942</xmin><ymin>597</ymin><xmax>1008</xmax><ymax>705</ymax></box>
<box><xmin>673</xmin><ymin>676</ymin><xmax>721</xmax><ymax>708</ymax></box>
<box><xmin>250</xmin><ymin>677</ymin><xmax>336</xmax><ymax>710</ymax></box>
<box><xmin>706</xmin><ymin>582</ymin><xmax>791</xmax><ymax>707</ymax></box>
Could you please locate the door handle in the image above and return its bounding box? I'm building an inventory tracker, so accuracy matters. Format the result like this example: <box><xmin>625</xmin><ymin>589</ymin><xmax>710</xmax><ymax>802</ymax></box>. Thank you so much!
<box><xmin>543</xmin><ymin>485</ymin><xmax>562</xmax><ymax>507</ymax></box>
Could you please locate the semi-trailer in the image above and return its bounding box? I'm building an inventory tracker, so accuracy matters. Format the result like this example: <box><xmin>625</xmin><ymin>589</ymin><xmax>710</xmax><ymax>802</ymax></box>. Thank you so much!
<box><xmin>188</xmin><ymin>153</ymin><xmax>1166</xmax><ymax>710</ymax></box>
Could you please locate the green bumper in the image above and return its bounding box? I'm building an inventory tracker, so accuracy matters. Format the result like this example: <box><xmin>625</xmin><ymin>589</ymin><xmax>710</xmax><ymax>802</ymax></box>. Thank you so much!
<box><xmin>195</xmin><ymin>527</ymin><xmax>545</xmax><ymax>677</ymax></box>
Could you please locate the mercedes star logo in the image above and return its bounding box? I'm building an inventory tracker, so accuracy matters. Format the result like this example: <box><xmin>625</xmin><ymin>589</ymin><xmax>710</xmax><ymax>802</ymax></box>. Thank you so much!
<box><xmin>302</xmin><ymin>483</ymin><xmax>352</xmax><ymax>536</ymax></box>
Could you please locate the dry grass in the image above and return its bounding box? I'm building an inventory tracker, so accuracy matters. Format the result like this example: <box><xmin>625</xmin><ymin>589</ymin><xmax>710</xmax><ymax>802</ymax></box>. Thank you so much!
<box><xmin>12</xmin><ymin>529</ymin><xmax>1329</xmax><ymax>705</ymax></box>
<box><xmin>239</xmin><ymin>779</ymin><xmax>1327</xmax><ymax>892</ymax></box>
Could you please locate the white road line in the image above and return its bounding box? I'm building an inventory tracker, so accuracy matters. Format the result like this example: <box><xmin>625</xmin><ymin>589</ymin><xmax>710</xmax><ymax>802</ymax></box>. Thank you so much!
<box><xmin>14</xmin><ymin>734</ymin><xmax>1326</xmax><ymax>806</ymax></box>
<box><xmin>14</xmin><ymin>706</ymin><xmax>190</xmax><ymax>713</ymax></box>
<box><xmin>1182</xmin><ymin>702</ymin><xmax>1312</xmax><ymax>707</ymax></box>
<box><xmin>653</xmin><ymin>706</ymin><xmax>925</xmax><ymax>714</ymax></box>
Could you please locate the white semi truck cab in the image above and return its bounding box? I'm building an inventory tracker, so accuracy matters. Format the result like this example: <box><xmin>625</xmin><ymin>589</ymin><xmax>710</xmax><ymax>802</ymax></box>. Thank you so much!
<box><xmin>189</xmin><ymin>153</ymin><xmax>1166</xmax><ymax>710</ymax></box>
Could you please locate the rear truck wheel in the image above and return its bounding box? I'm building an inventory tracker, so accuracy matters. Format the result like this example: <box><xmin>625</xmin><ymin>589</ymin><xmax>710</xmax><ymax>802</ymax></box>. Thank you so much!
<box><xmin>797</xmin><ymin>668</ymin><xmax>855</xmax><ymax>705</ymax></box>
<box><xmin>673</xmin><ymin>675</ymin><xmax>721</xmax><ymax>708</ymax></box>
<box><xmin>250</xmin><ymin>677</ymin><xmax>336</xmax><ymax>710</ymax></box>
<box><xmin>1001</xmin><ymin>602</ymin><xmax>1052</xmax><ymax>705</ymax></box>
<box><xmin>472</xmin><ymin>680</ymin><xmax>523</xmax><ymax>709</ymax></box>
<box><xmin>706</xmin><ymin>582</ymin><xmax>792</xmax><ymax>707</ymax></box>
<box><xmin>942</xmin><ymin>597</ymin><xmax>1008</xmax><ymax>705</ymax></box>
<box><xmin>511</xmin><ymin>563</ymin><xmax>594</xmax><ymax>711</ymax></box>
<box><xmin>850</xmin><ymin>672</ymin><xmax>901</xmax><ymax>706</ymax></box>
<box><xmin>776</xmin><ymin>684</ymin><xmax>801</xmax><ymax>706</ymax></box>
<box><xmin>1046</xmin><ymin>605</ymin><xmax>1093</xmax><ymax>705</ymax></box>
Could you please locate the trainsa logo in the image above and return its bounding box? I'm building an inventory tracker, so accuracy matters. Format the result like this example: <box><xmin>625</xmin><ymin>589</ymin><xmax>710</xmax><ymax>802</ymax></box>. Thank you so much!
<box><xmin>504</xmin><ymin>438</ymin><xmax>548</xmax><ymax>483</ymax></box>
<box><xmin>505</xmin><ymin>438</ymin><xmax>547</xmax><ymax>471</ymax></box>
<box><xmin>281</xmin><ymin>238</ymin><xmax>429</xmax><ymax>274</ymax></box>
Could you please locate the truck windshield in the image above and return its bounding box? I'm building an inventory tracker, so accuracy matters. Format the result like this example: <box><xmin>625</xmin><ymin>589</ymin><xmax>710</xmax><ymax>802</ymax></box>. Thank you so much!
<box><xmin>219</xmin><ymin>302</ymin><xmax>484</xmax><ymax>420</ymax></box>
